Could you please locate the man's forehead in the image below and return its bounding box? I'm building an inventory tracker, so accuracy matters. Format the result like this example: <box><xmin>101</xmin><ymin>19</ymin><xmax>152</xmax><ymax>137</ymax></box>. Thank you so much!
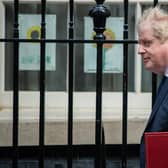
<box><xmin>139</xmin><ymin>21</ymin><xmax>152</xmax><ymax>31</ymax></box>
<box><xmin>138</xmin><ymin>22</ymin><xmax>154</xmax><ymax>36</ymax></box>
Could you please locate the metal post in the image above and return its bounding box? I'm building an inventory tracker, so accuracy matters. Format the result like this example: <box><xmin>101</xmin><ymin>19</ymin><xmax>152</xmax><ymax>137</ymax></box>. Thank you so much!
<box><xmin>122</xmin><ymin>0</ymin><xmax>129</xmax><ymax>167</ymax></box>
<box><xmin>152</xmin><ymin>0</ymin><xmax>158</xmax><ymax>106</ymax></box>
<box><xmin>68</xmin><ymin>0</ymin><xmax>74</xmax><ymax>168</ymax></box>
<box><xmin>39</xmin><ymin>0</ymin><xmax>46</xmax><ymax>168</ymax></box>
<box><xmin>13</xmin><ymin>0</ymin><xmax>19</xmax><ymax>167</ymax></box>
<box><xmin>153</xmin><ymin>0</ymin><xmax>158</xmax><ymax>7</ymax></box>
<box><xmin>89</xmin><ymin>1</ymin><xmax>110</xmax><ymax>168</ymax></box>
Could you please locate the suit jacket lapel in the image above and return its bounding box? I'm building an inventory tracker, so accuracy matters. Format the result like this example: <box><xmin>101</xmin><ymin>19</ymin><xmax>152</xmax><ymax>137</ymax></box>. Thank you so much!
<box><xmin>146</xmin><ymin>77</ymin><xmax>168</xmax><ymax>127</ymax></box>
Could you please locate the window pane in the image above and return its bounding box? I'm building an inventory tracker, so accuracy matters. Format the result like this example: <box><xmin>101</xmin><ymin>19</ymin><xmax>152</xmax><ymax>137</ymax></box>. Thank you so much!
<box><xmin>5</xmin><ymin>3</ymin><xmax>67</xmax><ymax>91</ymax></box>
<box><xmin>74</xmin><ymin>3</ymin><xmax>135</xmax><ymax>91</ymax></box>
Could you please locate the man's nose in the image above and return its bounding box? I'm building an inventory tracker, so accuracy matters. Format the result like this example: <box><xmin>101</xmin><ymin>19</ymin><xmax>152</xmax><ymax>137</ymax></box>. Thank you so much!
<box><xmin>138</xmin><ymin>45</ymin><xmax>145</xmax><ymax>55</ymax></box>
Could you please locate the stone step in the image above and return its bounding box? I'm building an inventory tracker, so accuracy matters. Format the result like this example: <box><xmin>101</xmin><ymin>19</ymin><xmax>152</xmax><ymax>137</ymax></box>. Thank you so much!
<box><xmin>0</xmin><ymin>158</ymin><xmax>140</xmax><ymax>168</ymax></box>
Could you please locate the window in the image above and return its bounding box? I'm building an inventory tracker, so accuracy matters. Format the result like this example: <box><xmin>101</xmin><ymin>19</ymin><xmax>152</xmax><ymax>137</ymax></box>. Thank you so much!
<box><xmin>74</xmin><ymin>3</ymin><xmax>135</xmax><ymax>92</ymax></box>
<box><xmin>5</xmin><ymin>2</ymin><xmax>136</xmax><ymax>92</ymax></box>
<box><xmin>5</xmin><ymin>2</ymin><xmax>67</xmax><ymax>91</ymax></box>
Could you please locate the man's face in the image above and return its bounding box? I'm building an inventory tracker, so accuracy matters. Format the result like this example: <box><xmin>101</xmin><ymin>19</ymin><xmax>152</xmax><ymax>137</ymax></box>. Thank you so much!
<box><xmin>138</xmin><ymin>22</ymin><xmax>168</xmax><ymax>74</ymax></box>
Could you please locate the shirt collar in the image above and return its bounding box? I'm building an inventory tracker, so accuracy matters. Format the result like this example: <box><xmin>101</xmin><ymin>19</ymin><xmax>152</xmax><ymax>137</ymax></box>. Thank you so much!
<box><xmin>165</xmin><ymin>67</ymin><xmax>168</xmax><ymax>77</ymax></box>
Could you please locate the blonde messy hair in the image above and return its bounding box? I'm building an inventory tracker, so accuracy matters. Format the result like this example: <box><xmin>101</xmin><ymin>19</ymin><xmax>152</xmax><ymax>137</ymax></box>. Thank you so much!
<box><xmin>138</xmin><ymin>6</ymin><xmax>168</xmax><ymax>42</ymax></box>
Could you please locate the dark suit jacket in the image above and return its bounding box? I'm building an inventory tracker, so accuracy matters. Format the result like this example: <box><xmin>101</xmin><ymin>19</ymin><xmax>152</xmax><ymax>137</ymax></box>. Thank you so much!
<box><xmin>140</xmin><ymin>77</ymin><xmax>168</xmax><ymax>168</ymax></box>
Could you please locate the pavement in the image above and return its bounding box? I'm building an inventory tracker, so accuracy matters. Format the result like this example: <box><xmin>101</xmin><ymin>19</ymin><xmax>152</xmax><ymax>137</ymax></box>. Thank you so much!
<box><xmin>0</xmin><ymin>157</ymin><xmax>140</xmax><ymax>168</ymax></box>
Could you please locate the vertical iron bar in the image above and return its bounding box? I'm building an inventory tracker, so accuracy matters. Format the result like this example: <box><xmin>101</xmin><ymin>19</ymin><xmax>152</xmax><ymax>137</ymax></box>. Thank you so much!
<box><xmin>153</xmin><ymin>0</ymin><xmax>158</xmax><ymax>7</ymax></box>
<box><xmin>89</xmin><ymin>1</ymin><xmax>110</xmax><ymax>168</ymax></box>
<box><xmin>152</xmin><ymin>74</ymin><xmax>157</xmax><ymax>106</ymax></box>
<box><xmin>95</xmin><ymin>41</ymin><xmax>103</xmax><ymax>168</ymax></box>
<box><xmin>12</xmin><ymin>0</ymin><xmax>19</xmax><ymax>168</ymax></box>
<box><xmin>152</xmin><ymin>0</ymin><xmax>158</xmax><ymax>106</ymax></box>
<box><xmin>122</xmin><ymin>0</ymin><xmax>129</xmax><ymax>168</ymax></box>
<box><xmin>68</xmin><ymin>0</ymin><xmax>74</xmax><ymax>168</ymax></box>
<box><xmin>39</xmin><ymin>0</ymin><xmax>46</xmax><ymax>168</ymax></box>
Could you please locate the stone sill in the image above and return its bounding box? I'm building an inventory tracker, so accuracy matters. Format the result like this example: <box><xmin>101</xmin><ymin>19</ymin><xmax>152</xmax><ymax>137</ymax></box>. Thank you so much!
<box><xmin>0</xmin><ymin>117</ymin><xmax>147</xmax><ymax>146</ymax></box>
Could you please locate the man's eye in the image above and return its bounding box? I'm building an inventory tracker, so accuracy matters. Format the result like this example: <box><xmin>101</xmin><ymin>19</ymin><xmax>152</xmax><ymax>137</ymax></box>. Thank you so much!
<box><xmin>143</xmin><ymin>41</ymin><xmax>152</xmax><ymax>47</ymax></box>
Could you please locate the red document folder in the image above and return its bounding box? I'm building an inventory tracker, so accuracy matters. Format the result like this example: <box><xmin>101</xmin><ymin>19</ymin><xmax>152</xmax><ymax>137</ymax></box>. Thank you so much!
<box><xmin>145</xmin><ymin>132</ymin><xmax>168</xmax><ymax>168</ymax></box>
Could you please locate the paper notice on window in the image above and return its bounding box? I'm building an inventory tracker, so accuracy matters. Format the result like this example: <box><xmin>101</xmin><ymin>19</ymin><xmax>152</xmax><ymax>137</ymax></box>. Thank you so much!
<box><xmin>84</xmin><ymin>17</ymin><xmax>123</xmax><ymax>73</ymax></box>
<box><xmin>19</xmin><ymin>14</ymin><xmax>56</xmax><ymax>71</ymax></box>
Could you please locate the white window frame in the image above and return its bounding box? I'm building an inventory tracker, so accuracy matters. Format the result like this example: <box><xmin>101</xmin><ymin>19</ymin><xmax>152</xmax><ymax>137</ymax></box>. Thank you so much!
<box><xmin>0</xmin><ymin>0</ymin><xmax>161</xmax><ymax>121</ymax></box>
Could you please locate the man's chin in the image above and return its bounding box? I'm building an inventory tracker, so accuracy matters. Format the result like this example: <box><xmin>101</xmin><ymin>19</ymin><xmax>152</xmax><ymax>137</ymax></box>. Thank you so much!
<box><xmin>145</xmin><ymin>66</ymin><xmax>157</xmax><ymax>74</ymax></box>
<box><xmin>144</xmin><ymin>65</ymin><xmax>152</xmax><ymax>71</ymax></box>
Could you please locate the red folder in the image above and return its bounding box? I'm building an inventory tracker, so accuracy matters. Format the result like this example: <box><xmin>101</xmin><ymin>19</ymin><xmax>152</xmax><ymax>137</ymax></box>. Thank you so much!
<box><xmin>145</xmin><ymin>132</ymin><xmax>168</xmax><ymax>168</ymax></box>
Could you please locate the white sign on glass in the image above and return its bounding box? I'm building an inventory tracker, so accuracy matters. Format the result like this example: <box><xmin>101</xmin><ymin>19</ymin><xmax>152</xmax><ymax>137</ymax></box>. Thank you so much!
<box><xmin>19</xmin><ymin>14</ymin><xmax>56</xmax><ymax>71</ymax></box>
<box><xmin>84</xmin><ymin>17</ymin><xmax>123</xmax><ymax>73</ymax></box>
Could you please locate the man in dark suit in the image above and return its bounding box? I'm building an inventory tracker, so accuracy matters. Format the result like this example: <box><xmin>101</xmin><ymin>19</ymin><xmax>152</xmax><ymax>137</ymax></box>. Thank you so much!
<box><xmin>138</xmin><ymin>6</ymin><xmax>168</xmax><ymax>168</ymax></box>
